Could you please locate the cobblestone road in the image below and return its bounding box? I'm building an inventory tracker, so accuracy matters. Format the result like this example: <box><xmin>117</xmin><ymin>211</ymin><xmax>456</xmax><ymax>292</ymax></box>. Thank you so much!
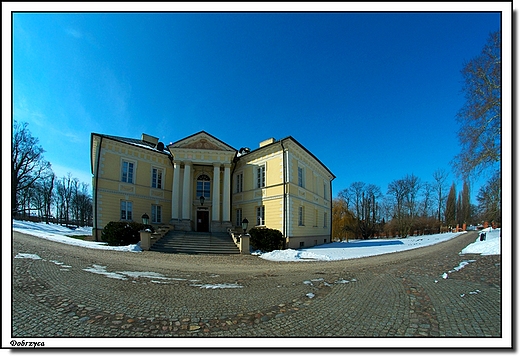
<box><xmin>11</xmin><ymin>230</ymin><xmax>503</xmax><ymax>345</ymax></box>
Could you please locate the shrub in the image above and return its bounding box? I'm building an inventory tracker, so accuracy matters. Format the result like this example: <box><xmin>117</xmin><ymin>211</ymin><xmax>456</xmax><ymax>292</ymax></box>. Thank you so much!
<box><xmin>101</xmin><ymin>221</ymin><xmax>154</xmax><ymax>246</ymax></box>
<box><xmin>249</xmin><ymin>227</ymin><xmax>285</xmax><ymax>252</ymax></box>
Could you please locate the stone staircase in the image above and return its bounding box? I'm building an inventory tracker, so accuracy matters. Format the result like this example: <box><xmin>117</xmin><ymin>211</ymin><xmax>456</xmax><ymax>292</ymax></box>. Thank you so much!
<box><xmin>150</xmin><ymin>231</ymin><xmax>240</xmax><ymax>254</ymax></box>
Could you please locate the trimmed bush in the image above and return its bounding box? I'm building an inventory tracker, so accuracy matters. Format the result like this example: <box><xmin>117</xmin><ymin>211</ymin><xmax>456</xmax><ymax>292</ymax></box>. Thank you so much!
<box><xmin>101</xmin><ymin>221</ymin><xmax>154</xmax><ymax>246</ymax></box>
<box><xmin>249</xmin><ymin>227</ymin><xmax>284</xmax><ymax>252</ymax></box>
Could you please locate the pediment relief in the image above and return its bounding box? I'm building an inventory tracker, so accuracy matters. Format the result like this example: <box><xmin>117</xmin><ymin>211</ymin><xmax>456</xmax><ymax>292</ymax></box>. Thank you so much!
<box><xmin>183</xmin><ymin>138</ymin><xmax>222</xmax><ymax>150</ymax></box>
<box><xmin>170</xmin><ymin>132</ymin><xmax>236</xmax><ymax>152</ymax></box>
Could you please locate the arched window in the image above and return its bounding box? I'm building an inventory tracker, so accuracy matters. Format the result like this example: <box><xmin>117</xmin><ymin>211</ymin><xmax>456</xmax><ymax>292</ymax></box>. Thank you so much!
<box><xmin>196</xmin><ymin>174</ymin><xmax>211</xmax><ymax>199</ymax></box>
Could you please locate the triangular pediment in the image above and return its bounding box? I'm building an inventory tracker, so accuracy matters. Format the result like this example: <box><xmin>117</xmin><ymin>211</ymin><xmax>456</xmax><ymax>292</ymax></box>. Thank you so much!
<box><xmin>169</xmin><ymin>131</ymin><xmax>236</xmax><ymax>152</ymax></box>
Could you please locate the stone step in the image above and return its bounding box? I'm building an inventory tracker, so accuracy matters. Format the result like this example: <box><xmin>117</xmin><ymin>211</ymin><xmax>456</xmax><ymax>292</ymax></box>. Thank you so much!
<box><xmin>150</xmin><ymin>231</ymin><xmax>240</xmax><ymax>254</ymax></box>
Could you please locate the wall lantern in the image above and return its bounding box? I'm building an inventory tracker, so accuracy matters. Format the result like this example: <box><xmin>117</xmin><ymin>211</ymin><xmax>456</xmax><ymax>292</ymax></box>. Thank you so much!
<box><xmin>142</xmin><ymin>213</ymin><xmax>150</xmax><ymax>225</ymax></box>
<box><xmin>199</xmin><ymin>195</ymin><xmax>205</xmax><ymax>206</ymax></box>
<box><xmin>241</xmin><ymin>218</ymin><xmax>249</xmax><ymax>234</ymax></box>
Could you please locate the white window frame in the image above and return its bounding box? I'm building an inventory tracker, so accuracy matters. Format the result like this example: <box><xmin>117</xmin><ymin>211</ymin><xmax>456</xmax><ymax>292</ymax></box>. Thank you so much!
<box><xmin>196</xmin><ymin>174</ymin><xmax>211</xmax><ymax>199</ymax></box>
<box><xmin>256</xmin><ymin>205</ymin><xmax>265</xmax><ymax>226</ymax></box>
<box><xmin>256</xmin><ymin>164</ymin><xmax>266</xmax><ymax>188</ymax></box>
<box><xmin>236</xmin><ymin>172</ymin><xmax>243</xmax><ymax>193</ymax></box>
<box><xmin>151</xmin><ymin>167</ymin><xmax>164</xmax><ymax>189</ymax></box>
<box><xmin>298</xmin><ymin>166</ymin><xmax>305</xmax><ymax>188</ymax></box>
<box><xmin>324</xmin><ymin>212</ymin><xmax>327</xmax><ymax>228</ymax></box>
<box><xmin>120</xmin><ymin>200</ymin><xmax>133</xmax><ymax>221</ymax></box>
<box><xmin>121</xmin><ymin>160</ymin><xmax>135</xmax><ymax>184</ymax></box>
<box><xmin>236</xmin><ymin>208</ymin><xmax>243</xmax><ymax>227</ymax></box>
<box><xmin>152</xmin><ymin>204</ymin><xmax>162</xmax><ymax>223</ymax></box>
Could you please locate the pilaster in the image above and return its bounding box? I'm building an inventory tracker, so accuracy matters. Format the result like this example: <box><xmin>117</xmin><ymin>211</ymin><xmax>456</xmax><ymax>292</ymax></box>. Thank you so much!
<box><xmin>182</xmin><ymin>160</ymin><xmax>192</xmax><ymax>220</ymax></box>
<box><xmin>212</xmin><ymin>163</ymin><xmax>221</xmax><ymax>221</ymax></box>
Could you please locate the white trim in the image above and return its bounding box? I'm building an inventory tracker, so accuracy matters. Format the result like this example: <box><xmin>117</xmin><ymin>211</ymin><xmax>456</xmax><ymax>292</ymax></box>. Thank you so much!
<box><xmin>120</xmin><ymin>157</ymin><xmax>137</xmax><ymax>184</ymax></box>
<box><xmin>151</xmin><ymin>166</ymin><xmax>164</xmax><ymax>189</ymax></box>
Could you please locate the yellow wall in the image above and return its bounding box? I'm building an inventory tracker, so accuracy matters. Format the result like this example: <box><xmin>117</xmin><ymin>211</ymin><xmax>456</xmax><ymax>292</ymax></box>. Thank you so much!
<box><xmin>92</xmin><ymin>134</ymin><xmax>334</xmax><ymax>248</ymax></box>
<box><xmin>232</xmin><ymin>142</ymin><xmax>284</xmax><ymax>230</ymax></box>
<box><xmin>231</xmin><ymin>138</ymin><xmax>333</xmax><ymax>249</ymax></box>
<box><xmin>92</xmin><ymin>136</ymin><xmax>173</xmax><ymax>238</ymax></box>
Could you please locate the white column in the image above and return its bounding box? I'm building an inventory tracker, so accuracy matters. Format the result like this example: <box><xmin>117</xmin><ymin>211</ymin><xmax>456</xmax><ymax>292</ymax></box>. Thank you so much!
<box><xmin>182</xmin><ymin>161</ymin><xmax>192</xmax><ymax>220</ymax></box>
<box><xmin>172</xmin><ymin>160</ymin><xmax>181</xmax><ymax>220</ymax></box>
<box><xmin>222</xmin><ymin>163</ymin><xmax>231</xmax><ymax>222</ymax></box>
<box><xmin>212</xmin><ymin>163</ymin><xmax>221</xmax><ymax>221</ymax></box>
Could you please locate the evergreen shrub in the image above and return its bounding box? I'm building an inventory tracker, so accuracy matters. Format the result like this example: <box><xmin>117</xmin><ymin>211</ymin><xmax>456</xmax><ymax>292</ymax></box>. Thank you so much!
<box><xmin>249</xmin><ymin>227</ymin><xmax>284</xmax><ymax>252</ymax></box>
<box><xmin>101</xmin><ymin>221</ymin><xmax>154</xmax><ymax>246</ymax></box>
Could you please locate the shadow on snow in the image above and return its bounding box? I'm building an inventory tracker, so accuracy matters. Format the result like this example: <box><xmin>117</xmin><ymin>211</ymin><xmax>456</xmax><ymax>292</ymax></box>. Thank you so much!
<box><xmin>312</xmin><ymin>240</ymin><xmax>405</xmax><ymax>250</ymax></box>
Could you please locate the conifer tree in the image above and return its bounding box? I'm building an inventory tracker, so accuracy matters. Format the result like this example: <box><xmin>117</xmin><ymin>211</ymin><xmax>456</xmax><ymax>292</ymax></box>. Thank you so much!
<box><xmin>445</xmin><ymin>183</ymin><xmax>457</xmax><ymax>228</ymax></box>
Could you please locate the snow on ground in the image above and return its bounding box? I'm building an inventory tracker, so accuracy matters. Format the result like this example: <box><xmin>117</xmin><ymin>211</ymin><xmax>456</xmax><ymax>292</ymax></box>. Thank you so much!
<box><xmin>460</xmin><ymin>227</ymin><xmax>501</xmax><ymax>256</ymax></box>
<box><xmin>12</xmin><ymin>220</ymin><xmax>502</xmax><ymax>297</ymax></box>
<box><xmin>12</xmin><ymin>220</ymin><xmax>501</xmax><ymax>262</ymax></box>
<box><xmin>12</xmin><ymin>220</ymin><xmax>142</xmax><ymax>252</ymax></box>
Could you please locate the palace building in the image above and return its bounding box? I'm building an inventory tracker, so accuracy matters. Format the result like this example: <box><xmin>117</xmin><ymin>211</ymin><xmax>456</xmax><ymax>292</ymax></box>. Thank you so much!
<box><xmin>90</xmin><ymin>131</ymin><xmax>335</xmax><ymax>249</ymax></box>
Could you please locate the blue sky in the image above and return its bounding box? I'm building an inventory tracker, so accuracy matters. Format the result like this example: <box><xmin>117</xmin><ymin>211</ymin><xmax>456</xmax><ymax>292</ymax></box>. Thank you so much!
<box><xmin>9</xmin><ymin>6</ymin><xmax>505</xmax><ymax>202</ymax></box>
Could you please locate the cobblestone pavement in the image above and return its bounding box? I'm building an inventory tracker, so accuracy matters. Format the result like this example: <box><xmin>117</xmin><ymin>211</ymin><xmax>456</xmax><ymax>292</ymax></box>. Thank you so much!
<box><xmin>11</xmin><ymin>230</ymin><xmax>502</xmax><ymax>342</ymax></box>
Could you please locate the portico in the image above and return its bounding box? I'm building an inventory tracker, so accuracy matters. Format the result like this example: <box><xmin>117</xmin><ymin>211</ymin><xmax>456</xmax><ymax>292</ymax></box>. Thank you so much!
<box><xmin>168</xmin><ymin>132</ymin><xmax>236</xmax><ymax>233</ymax></box>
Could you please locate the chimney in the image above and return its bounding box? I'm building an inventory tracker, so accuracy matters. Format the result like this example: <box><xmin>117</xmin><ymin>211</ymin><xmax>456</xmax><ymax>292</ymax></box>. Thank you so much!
<box><xmin>259</xmin><ymin>138</ymin><xmax>275</xmax><ymax>148</ymax></box>
<box><xmin>141</xmin><ymin>133</ymin><xmax>159</xmax><ymax>145</ymax></box>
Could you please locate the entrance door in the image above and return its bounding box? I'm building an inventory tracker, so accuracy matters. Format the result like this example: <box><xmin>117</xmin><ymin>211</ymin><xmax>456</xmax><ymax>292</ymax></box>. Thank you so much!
<box><xmin>197</xmin><ymin>210</ymin><xmax>210</xmax><ymax>232</ymax></box>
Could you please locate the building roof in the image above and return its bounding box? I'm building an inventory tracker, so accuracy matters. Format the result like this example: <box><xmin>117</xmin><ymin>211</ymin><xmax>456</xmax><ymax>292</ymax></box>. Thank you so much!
<box><xmin>91</xmin><ymin>132</ymin><xmax>334</xmax><ymax>179</ymax></box>
<box><xmin>92</xmin><ymin>133</ymin><xmax>171</xmax><ymax>155</ymax></box>
<box><xmin>240</xmin><ymin>136</ymin><xmax>336</xmax><ymax>180</ymax></box>
<box><xmin>169</xmin><ymin>131</ymin><xmax>237</xmax><ymax>152</ymax></box>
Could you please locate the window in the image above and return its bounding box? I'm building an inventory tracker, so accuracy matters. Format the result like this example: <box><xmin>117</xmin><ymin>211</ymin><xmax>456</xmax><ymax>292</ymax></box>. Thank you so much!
<box><xmin>299</xmin><ymin>241</ymin><xmax>305</xmax><ymax>247</ymax></box>
<box><xmin>152</xmin><ymin>205</ymin><xmax>162</xmax><ymax>223</ymax></box>
<box><xmin>196</xmin><ymin>174</ymin><xmax>211</xmax><ymax>198</ymax></box>
<box><xmin>256</xmin><ymin>165</ymin><xmax>265</xmax><ymax>188</ymax></box>
<box><xmin>236</xmin><ymin>208</ymin><xmax>242</xmax><ymax>227</ymax></box>
<box><xmin>236</xmin><ymin>173</ymin><xmax>243</xmax><ymax>193</ymax></box>
<box><xmin>256</xmin><ymin>205</ymin><xmax>265</xmax><ymax>226</ymax></box>
<box><xmin>315</xmin><ymin>209</ymin><xmax>319</xmax><ymax>227</ymax></box>
<box><xmin>298</xmin><ymin>166</ymin><xmax>304</xmax><ymax>188</ymax></box>
<box><xmin>324</xmin><ymin>212</ymin><xmax>328</xmax><ymax>228</ymax></box>
<box><xmin>152</xmin><ymin>168</ymin><xmax>163</xmax><ymax>189</ymax></box>
<box><xmin>121</xmin><ymin>160</ymin><xmax>134</xmax><ymax>183</ymax></box>
<box><xmin>120</xmin><ymin>201</ymin><xmax>133</xmax><ymax>221</ymax></box>
<box><xmin>298</xmin><ymin>206</ymin><xmax>305</xmax><ymax>226</ymax></box>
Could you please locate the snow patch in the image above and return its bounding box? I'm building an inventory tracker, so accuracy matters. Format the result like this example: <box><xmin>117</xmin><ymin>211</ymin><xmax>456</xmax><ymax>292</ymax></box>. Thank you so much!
<box><xmin>190</xmin><ymin>283</ymin><xmax>243</xmax><ymax>289</ymax></box>
<box><xmin>83</xmin><ymin>265</ymin><xmax>128</xmax><ymax>280</ymax></box>
<box><xmin>14</xmin><ymin>253</ymin><xmax>42</xmax><ymax>260</ymax></box>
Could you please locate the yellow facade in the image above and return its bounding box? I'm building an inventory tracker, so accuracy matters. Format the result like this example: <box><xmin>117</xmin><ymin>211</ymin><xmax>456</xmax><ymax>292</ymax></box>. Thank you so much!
<box><xmin>91</xmin><ymin>131</ymin><xmax>334</xmax><ymax>248</ymax></box>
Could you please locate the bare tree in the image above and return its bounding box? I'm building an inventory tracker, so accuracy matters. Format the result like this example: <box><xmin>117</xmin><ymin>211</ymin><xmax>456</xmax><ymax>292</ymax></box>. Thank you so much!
<box><xmin>43</xmin><ymin>173</ymin><xmax>55</xmax><ymax>223</ymax></box>
<box><xmin>27</xmin><ymin>170</ymin><xmax>55</xmax><ymax>222</ymax></box>
<box><xmin>340</xmin><ymin>182</ymin><xmax>382</xmax><ymax>239</ymax></box>
<box><xmin>432</xmin><ymin>169</ymin><xmax>449</xmax><ymax>229</ymax></box>
<box><xmin>387</xmin><ymin>178</ymin><xmax>409</xmax><ymax>237</ymax></box>
<box><xmin>477</xmin><ymin>171</ymin><xmax>501</xmax><ymax>224</ymax></box>
<box><xmin>72</xmin><ymin>182</ymin><xmax>92</xmax><ymax>226</ymax></box>
<box><xmin>454</xmin><ymin>30</ymin><xmax>501</xmax><ymax>179</ymax></box>
<box><xmin>387</xmin><ymin>174</ymin><xmax>422</xmax><ymax>237</ymax></box>
<box><xmin>12</xmin><ymin>121</ymin><xmax>51</xmax><ymax>216</ymax></box>
<box><xmin>403</xmin><ymin>174</ymin><xmax>421</xmax><ymax>221</ymax></box>
<box><xmin>55</xmin><ymin>173</ymin><xmax>78</xmax><ymax>226</ymax></box>
<box><xmin>420</xmin><ymin>181</ymin><xmax>434</xmax><ymax>218</ymax></box>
